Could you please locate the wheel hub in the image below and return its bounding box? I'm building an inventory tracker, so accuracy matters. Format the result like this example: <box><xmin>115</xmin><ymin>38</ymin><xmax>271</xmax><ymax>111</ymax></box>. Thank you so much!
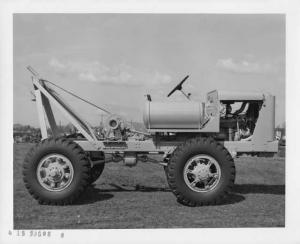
<box><xmin>48</xmin><ymin>164</ymin><xmax>63</xmax><ymax>181</ymax></box>
<box><xmin>193</xmin><ymin>164</ymin><xmax>210</xmax><ymax>180</ymax></box>
<box><xmin>37</xmin><ymin>154</ymin><xmax>74</xmax><ymax>192</ymax></box>
<box><xmin>183</xmin><ymin>154</ymin><xmax>221</xmax><ymax>193</ymax></box>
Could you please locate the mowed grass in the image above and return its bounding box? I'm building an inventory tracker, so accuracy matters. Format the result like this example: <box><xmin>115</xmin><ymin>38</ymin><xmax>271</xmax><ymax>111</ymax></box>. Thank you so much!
<box><xmin>14</xmin><ymin>143</ymin><xmax>285</xmax><ymax>229</ymax></box>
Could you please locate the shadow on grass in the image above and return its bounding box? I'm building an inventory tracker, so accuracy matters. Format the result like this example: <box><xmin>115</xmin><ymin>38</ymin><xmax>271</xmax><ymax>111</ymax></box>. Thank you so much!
<box><xmin>233</xmin><ymin>184</ymin><xmax>285</xmax><ymax>195</ymax></box>
<box><xmin>102</xmin><ymin>184</ymin><xmax>246</xmax><ymax>206</ymax></box>
<box><xmin>101</xmin><ymin>183</ymin><xmax>172</xmax><ymax>192</ymax></box>
<box><xmin>77</xmin><ymin>183</ymin><xmax>284</xmax><ymax>206</ymax></box>
<box><xmin>74</xmin><ymin>186</ymin><xmax>114</xmax><ymax>205</ymax></box>
<box><xmin>215</xmin><ymin>193</ymin><xmax>245</xmax><ymax>206</ymax></box>
<box><xmin>103</xmin><ymin>183</ymin><xmax>285</xmax><ymax>195</ymax></box>
<box><xmin>177</xmin><ymin>193</ymin><xmax>245</xmax><ymax>207</ymax></box>
<box><xmin>98</xmin><ymin>184</ymin><xmax>246</xmax><ymax>206</ymax></box>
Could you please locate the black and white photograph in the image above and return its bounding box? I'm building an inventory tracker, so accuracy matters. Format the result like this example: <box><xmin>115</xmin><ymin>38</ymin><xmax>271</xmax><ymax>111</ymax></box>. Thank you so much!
<box><xmin>1</xmin><ymin>0</ymin><xmax>300</xmax><ymax>243</ymax></box>
<box><xmin>13</xmin><ymin>12</ymin><xmax>286</xmax><ymax>227</ymax></box>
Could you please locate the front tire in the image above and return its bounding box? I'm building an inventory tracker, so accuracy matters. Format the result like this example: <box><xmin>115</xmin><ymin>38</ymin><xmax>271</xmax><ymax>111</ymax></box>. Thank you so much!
<box><xmin>23</xmin><ymin>138</ymin><xmax>90</xmax><ymax>205</ymax></box>
<box><xmin>166</xmin><ymin>137</ymin><xmax>235</xmax><ymax>206</ymax></box>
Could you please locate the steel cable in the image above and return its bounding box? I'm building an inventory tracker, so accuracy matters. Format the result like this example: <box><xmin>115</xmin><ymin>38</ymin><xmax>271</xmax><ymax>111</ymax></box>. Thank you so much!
<box><xmin>41</xmin><ymin>79</ymin><xmax>112</xmax><ymax>114</ymax></box>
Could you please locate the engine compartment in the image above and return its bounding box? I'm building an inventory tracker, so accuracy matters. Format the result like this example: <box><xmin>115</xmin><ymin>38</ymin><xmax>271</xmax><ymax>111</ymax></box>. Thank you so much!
<box><xmin>217</xmin><ymin>101</ymin><xmax>263</xmax><ymax>141</ymax></box>
<box><xmin>142</xmin><ymin>90</ymin><xmax>265</xmax><ymax>143</ymax></box>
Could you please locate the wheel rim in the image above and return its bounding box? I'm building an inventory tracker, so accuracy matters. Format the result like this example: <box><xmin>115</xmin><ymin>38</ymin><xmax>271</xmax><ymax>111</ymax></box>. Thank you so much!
<box><xmin>183</xmin><ymin>154</ymin><xmax>221</xmax><ymax>193</ymax></box>
<box><xmin>36</xmin><ymin>154</ymin><xmax>74</xmax><ymax>192</ymax></box>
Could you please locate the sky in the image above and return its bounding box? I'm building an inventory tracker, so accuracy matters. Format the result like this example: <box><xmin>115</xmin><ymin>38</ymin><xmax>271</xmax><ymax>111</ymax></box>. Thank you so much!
<box><xmin>13</xmin><ymin>14</ymin><xmax>285</xmax><ymax>127</ymax></box>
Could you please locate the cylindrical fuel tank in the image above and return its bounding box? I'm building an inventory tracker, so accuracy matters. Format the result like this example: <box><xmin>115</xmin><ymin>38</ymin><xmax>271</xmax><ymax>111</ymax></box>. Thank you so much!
<box><xmin>143</xmin><ymin>101</ymin><xmax>204</xmax><ymax>129</ymax></box>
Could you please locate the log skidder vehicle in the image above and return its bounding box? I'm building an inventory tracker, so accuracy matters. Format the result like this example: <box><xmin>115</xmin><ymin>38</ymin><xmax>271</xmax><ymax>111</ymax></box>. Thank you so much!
<box><xmin>23</xmin><ymin>67</ymin><xmax>278</xmax><ymax>206</ymax></box>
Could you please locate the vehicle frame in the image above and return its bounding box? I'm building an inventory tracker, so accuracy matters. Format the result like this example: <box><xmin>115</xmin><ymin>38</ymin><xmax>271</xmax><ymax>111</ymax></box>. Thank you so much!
<box><xmin>23</xmin><ymin>66</ymin><xmax>279</xmax><ymax>206</ymax></box>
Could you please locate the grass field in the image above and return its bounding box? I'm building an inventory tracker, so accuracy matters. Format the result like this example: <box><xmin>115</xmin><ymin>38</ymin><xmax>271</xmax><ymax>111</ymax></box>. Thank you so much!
<box><xmin>14</xmin><ymin>143</ymin><xmax>285</xmax><ymax>229</ymax></box>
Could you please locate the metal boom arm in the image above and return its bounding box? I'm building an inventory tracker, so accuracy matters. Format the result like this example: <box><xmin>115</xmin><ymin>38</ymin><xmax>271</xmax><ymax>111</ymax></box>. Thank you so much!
<box><xmin>28</xmin><ymin>66</ymin><xmax>98</xmax><ymax>146</ymax></box>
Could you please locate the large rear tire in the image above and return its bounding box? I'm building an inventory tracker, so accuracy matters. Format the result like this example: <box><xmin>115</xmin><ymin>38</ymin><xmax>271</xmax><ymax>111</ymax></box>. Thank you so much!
<box><xmin>23</xmin><ymin>138</ymin><xmax>90</xmax><ymax>205</ymax></box>
<box><xmin>166</xmin><ymin>137</ymin><xmax>235</xmax><ymax>206</ymax></box>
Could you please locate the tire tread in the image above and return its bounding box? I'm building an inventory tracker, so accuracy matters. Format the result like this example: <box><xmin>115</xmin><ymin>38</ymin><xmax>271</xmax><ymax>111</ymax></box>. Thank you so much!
<box><xmin>166</xmin><ymin>137</ymin><xmax>236</xmax><ymax>206</ymax></box>
<box><xmin>23</xmin><ymin>138</ymin><xmax>91</xmax><ymax>205</ymax></box>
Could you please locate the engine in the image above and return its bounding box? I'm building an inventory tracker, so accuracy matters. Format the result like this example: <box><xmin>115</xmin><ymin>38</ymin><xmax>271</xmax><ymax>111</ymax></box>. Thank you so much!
<box><xmin>218</xmin><ymin>101</ymin><xmax>262</xmax><ymax>141</ymax></box>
